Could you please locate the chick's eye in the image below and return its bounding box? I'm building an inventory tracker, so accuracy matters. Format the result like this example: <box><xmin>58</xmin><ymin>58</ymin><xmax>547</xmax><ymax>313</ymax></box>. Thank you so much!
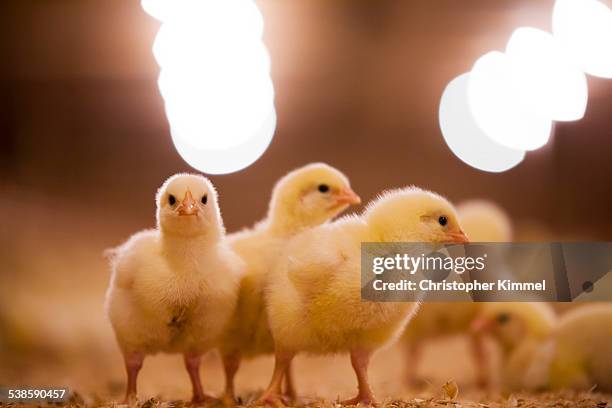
<box><xmin>497</xmin><ymin>313</ymin><xmax>511</xmax><ymax>325</ymax></box>
<box><xmin>201</xmin><ymin>195</ymin><xmax>207</xmax><ymax>205</ymax></box>
<box><xmin>168</xmin><ymin>194</ymin><xmax>176</xmax><ymax>206</ymax></box>
<box><xmin>438</xmin><ymin>216</ymin><xmax>448</xmax><ymax>226</ymax></box>
<box><xmin>318</xmin><ymin>184</ymin><xmax>330</xmax><ymax>193</ymax></box>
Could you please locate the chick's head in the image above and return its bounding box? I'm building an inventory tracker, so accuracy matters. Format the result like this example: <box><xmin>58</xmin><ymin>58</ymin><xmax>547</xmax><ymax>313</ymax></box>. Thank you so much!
<box><xmin>472</xmin><ymin>302</ymin><xmax>557</xmax><ymax>353</ymax></box>
<box><xmin>156</xmin><ymin>173</ymin><xmax>224</xmax><ymax>239</ymax></box>
<box><xmin>457</xmin><ymin>199</ymin><xmax>513</xmax><ymax>242</ymax></box>
<box><xmin>364</xmin><ymin>187</ymin><xmax>468</xmax><ymax>244</ymax></box>
<box><xmin>268</xmin><ymin>163</ymin><xmax>360</xmax><ymax>233</ymax></box>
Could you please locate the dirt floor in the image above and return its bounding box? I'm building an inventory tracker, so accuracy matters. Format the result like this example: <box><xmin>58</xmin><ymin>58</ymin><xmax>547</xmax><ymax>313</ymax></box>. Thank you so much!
<box><xmin>4</xmin><ymin>389</ymin><xmax>612</xmax><ymax>408</ymax></box>
<box><xmin>2</xmin><ymin>346</ymin><xmax>611</xmax><ymax>408</ymax></box>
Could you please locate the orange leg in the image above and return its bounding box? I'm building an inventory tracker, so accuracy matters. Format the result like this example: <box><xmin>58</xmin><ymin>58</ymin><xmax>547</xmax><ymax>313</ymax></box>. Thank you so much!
<box><xmin>123</xmin><ymin>351</ymin><xmax>144</xmax><ymax>404</ymax></box>
<box><xmin>283</xmin><ymin>360</ymin><xmax>297</xmax><ymax>401</ymax></box>
<box><xmin>184</xmin><ymin>353</ymin><xmax>216</xmax><ymax>404</ymax></box>
<box><xmin>340</xmin><ymin>349</ymin><xmax>378</xmax><ymax>406</ymax></box>
<box><xmin>221</xmin><ymin>351</ymin><xmax>241</xmax><ymax>402</ymax></box>
<box><xmin>256</xmin><ymin>350</ymin><xmax>295</xmax><ymax>406</ymax></box>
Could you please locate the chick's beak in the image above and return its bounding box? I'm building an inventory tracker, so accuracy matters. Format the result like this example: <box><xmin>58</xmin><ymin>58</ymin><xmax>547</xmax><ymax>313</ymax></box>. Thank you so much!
<box><xmin>471</xmin><ymin>316</ymin><xmax>494</xmax><ymax>334</ymax></box>
<box><xmin>334</xmin><ymin>187</ymin><xmax>361</xmax><ymax>206</ymax></box>
<box><xmin>177</xmin><ymin>190</ymin><xmax>198</xmax><ymax>216</ymax></box>
<box><xmin>447</xmin><ymin>229</ymin><xmax>469</xmax><ymax>244</ymax></box>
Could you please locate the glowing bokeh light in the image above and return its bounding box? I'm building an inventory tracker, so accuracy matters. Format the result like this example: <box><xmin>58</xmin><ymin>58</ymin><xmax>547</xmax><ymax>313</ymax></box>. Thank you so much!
<box><xmin>439</xmin><ymin>73</ymin><xmax>526</xmax><ymax>173</ymax></box>
<box><xmin>153</xmin><ymin>23</ymin><xmax>270</xmax><ymax>73</ymax></box>
<box><xmin>142</xmin><ymin>0</ymin><xmax>264</xmax><ymax>36</ymax></box>
<box><xmin>171</xmin><ymin>110</ymin><xmax>277</xmax><ymax>175</ymax></box>
<box><xmin>553</xmin><ymin>0</ymin><xmax>612</xmax><ymax>78</ymax></box>
<box><xmin>506</xmin><ymin>27</ymin><xmax>588</xmax><ymax>121</ymax></box>
<box><xmin>159</xmin><ymin>66</ymin><xmax>274</xmax><ymax>150</ymax></box>
<box><xmin>141</xmin><ymin>0</ymin><xmax>172</xmax><ymax>21</ymax></box>
<box><xmin>468</xmin><ymin>52</ymin><xmax>552</xmax><ymax>151</ymax></box>
<box><xmin>141</xmin><ymin>0</ymin><xmax>275</xmax><ymax>174</ymax></box>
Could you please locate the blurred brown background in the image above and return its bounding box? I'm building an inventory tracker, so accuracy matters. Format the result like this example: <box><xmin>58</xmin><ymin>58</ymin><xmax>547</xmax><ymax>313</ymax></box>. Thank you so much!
<box><xmin>0</xmin><ymin>0</ymin><xmax>611</xmax><ymax>401</ymax></box>
<box><xmin>1</xmin><ymin>0</ymin><xmax>612</xmax><ymax>237</ymax></box>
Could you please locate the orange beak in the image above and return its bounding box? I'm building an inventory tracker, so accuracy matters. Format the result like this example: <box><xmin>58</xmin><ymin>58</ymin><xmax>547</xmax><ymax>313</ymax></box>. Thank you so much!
<box><xmin>177</xmin><ymin>190</ymin><xmax>198</xmax><ymax>216</ymax></box>
<box><xmin>334</xmin><ymin>187</ymin><xmax>361</xmax><ymax>206</ymax></box>
<box><xmin>470</xmin><ymin>316</ymin><xmax>494</xmax><ymax>334</ymax></box>
<box><xmin>446</xmin><ymin>229</ymin><xmax>469</xmax><ymax>244</ymax></box>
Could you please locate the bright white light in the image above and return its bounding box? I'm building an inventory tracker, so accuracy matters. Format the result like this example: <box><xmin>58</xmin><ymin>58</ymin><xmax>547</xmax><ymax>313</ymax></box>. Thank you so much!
<box><xmin>159</xmin><ymin>65</ymin><xmax>274</xmax><ymax>150</ymax></box>
<box><xmin>553</xmin><ymin>0</ymin><xmax>612</xmax><ymax>78</ymax></box>
<box><xmin>468</xmin><ymin>52</ymin><xmax>552</xmax><ymax>151</ymax></box>
<box><xmin>142</xmin><ymin>0</ymin><xmax>264</xmax><ymax>37</ymax></box>
<box><xmin>439</xmin><ymin>73</ymin><xmax>526</xmax><ymax>173</ymax></box>
<box><xmin>141</xmin><ymin>0</ymin><xmax>172</xmax><ymax>21</ymax></box>
<box><xmin>506</xmin><ymin>27</ymin><xmax>588</xmax><ymax>121</ymax></box>
<box><xmin>153</xmin><ymin>24</ymin><xmax>270</xmax><ymax>74</ymax></box>
<box><xmin>171</xmin><ymin>109</ymin><xmax>277</xmax><ymax>175</ymax></box>
<box><xmin>143</xmin><ymin>0</ymin><xmax>276</xmax><ymax>174</ymax></box>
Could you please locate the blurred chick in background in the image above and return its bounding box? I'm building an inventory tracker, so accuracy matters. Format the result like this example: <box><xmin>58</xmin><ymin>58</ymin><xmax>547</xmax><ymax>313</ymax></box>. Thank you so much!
<box><xmin>259</xmin><ymin>187</ymin><xmax>468</xmax><ymax>405</ymax></box>
<box><xmin>104</xmin><ymin>174</ymin><xmax>244</xmax><ymax>403</ymax></box>
<box><xmin>456</xmin><ymin>200</ymin><xmax>512</xmax><ymax>243</ymax></box>
<box><xmin>220</xmin><ymin>163</ymin><xmax>361</xmax><ymax>401</ymax></box>
<box><xmin>402</xmin><ymin>199</ymin><xmax>512</xmax><ymax>388</ymax></box>
<box><xmin>502</xmin><ymin>303</ymin><xmax>612</xmax><ymax>392</ymax></box>
<box><xmin>471</xmin><ymin>302</ymin><xmax>558</xmax><ymax>391</ymax></box>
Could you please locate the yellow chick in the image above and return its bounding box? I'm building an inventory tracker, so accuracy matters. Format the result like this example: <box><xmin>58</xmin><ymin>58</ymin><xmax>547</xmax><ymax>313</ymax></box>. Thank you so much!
<box><xmin>506</xmin><ymin>303</ymin><xmax>612</xmax><ymax>392</ymax></box>
<box><xmin>402</xmin><ymin>199</ymin><xmax>513</xmax><ymax>387</ymax></box>
<box><xmin>471</xmin><ymin>302</ymin><xmax>558</xmax><ymax>391</ymax></box>
<box><xmin>456</xmin><ymin>200</ymin><xmax>512</xmax><ymax>243</ymax></box>
<box><xmin>104</xmin><ymin>174</ymin><xmax>244</xmax><ymax>403</ymax></box>
<box><xmin>259</xmin><ymin>187</ymin><xmax>469</xmax><ymax>405</ymax></box>
<box><xmin>547</xmin><ymin>303</ymin><xmax>612</xmax><ymax>392</ymax></box>
<box><xmin>220</xmin><ymin>163</ymin><xmax>361</xmax><ymax>400</ymax></box>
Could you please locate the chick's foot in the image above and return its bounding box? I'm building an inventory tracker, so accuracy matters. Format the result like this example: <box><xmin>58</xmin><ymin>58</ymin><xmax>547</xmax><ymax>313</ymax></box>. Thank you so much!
<box><xmin>339</xmin><ymin>394</ymin><xmax>379</xmax><ymax>407</ymax></box>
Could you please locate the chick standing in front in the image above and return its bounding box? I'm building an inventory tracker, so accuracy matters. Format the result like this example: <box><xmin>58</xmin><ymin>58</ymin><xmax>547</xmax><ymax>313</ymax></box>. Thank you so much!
<box><xmin>220</xmin><ymin>163</ymin><xmax>361</xmax><ymax>401</ymax></box>
<box><xmin>402</xmin><ymin>199</ymin><xmax>513</xmax><ymax>388</ymax></box>
<box><xmin>105</xmin><ymin>174</ymin><xmax>244</xmax><ymax>403</ymax></box>
<box><xmin>260</xmin><ymin>187</ymin><xmax>469</xmax><ymax>405</ymax></box>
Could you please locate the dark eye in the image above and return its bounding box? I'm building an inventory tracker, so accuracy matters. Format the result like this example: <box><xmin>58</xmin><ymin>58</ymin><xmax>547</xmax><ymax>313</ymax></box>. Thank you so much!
<box><xmin>168</xmin><ymin>194</ymin><xmax>176</xmax><ymax>206</ymax></box>
<box><xmin>318</xmin><ymin>184</ymin><xmax>330</xmax><ymax>193</ymax></box>
<box><xmin>438</xmin><ymin>216</ymin><xmax>448</xmax><ymax>226</ymax></box>
<box><xmin>201</xmin><ymin>195</ymin><xmax>207</xmax><ymax>205</ymax></box>
<box><xmin>497</xmin><ymin>313</ymin><xmax>511</xmax><ymax>325</ymax></box>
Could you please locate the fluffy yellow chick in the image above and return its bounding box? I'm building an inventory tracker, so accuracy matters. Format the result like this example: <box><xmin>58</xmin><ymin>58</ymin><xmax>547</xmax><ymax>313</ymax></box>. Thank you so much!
<box><xmin>505</xmin><ymin>303</ymin><xmax>612</xmax><ymax>392</ymax></box>
<box><xmin>471</xmin><ymin>302</ymin><xmax>558</xmax><ymax>391</ymax></box>
<box><xmin>259</xmin><ymin>187</ymin><xmax>469</xmax><ymax>405</ymax></box>
<box><xmin>402</xmin><ymin>199</ymin><xmax>513</xmax><ymax>387</ymax></box>
<box><xmin>456</xmin><ymin>200</ymin><xmax>512</xmax><ymax>243</ymax></box>
<box><xmin>220</xmin><ymin>163</ymin><xmax>360</xmax><ymax>400</ymax></box>
<box><xmin>105</xmin><ymin>174</ymin><xmax>243</xmax><ymax>403</ymax></box>
<box><xmin>545</xmin><ymin>303</ymin><xmax>612</xmax><ymax>392</ymax></box>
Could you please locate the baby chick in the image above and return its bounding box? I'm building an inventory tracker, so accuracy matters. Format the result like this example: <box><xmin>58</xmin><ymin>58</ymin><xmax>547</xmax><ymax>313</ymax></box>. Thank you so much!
<box><xmin>545</xmin><ymin>303</ymin><xmax>612</xmax><ymax>392</ymax></box>
<box><xmin>471</xmin><ymin>302</ymin><xmax>558</xmax><ymax>391</ymax></box>
<box><xmin>105</xmin><ymin>174</ymin><xmax>243</xmax><ymax>403</ymax></box>
<box><xmin>259</xmin><ymin>187</ymin><xmax>468</xmax><ymax>406</ymax></box>
<box><xmin>456</xmin><ymin>200</ymin><xmax>512</xmax><ymax>243</ymax></box>
<box><xmin>402</xmin><ymin>199</ymin><xmax>513</xmax><ymax>388</ymax></box>
<box><xmin>220</xmin><ymin>163</ymin><xmax>360</xmax><ymax>401</ymax></box>
<box><xmin>503</xmin><ymin>303</ymin><xmax>612</xmax><ymax>392</ymax></box>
